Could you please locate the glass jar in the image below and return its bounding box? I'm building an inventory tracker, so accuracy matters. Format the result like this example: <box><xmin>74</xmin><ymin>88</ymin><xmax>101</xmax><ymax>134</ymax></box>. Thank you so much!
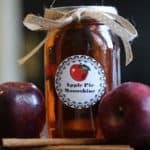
<box><xmin>44</xmin><ymin>6</ymin><xmax>120</xmax><ymax>138</ymax></box>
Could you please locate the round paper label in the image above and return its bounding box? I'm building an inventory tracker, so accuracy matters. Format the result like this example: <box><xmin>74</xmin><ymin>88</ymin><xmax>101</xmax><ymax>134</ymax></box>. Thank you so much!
<box><xmin>55</xmin><ymin>55</ymin><xmax>106</xmax><ymax>109</ymax></box>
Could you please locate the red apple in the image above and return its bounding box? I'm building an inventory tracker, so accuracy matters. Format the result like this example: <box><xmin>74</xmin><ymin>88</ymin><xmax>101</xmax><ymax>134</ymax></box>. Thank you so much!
<box><xmin>70</xmin><ymin>64</ymin><xmax>90</xmax><ymax>81</ymax></box>
<box><xmin>98</xmin><ymin>82</ymin><xmax>150</xmax><ymax>149</ymax></box>
<box><xmin>0</xmin><ymin>81</ymin><xmax>46</xmax><ymax>138</ymax></box>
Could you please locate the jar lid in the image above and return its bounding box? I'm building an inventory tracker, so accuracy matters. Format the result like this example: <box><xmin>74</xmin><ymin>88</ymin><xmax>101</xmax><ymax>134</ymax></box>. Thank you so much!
<box><xmin>49</xmin><ymin>6</ymin><xmax>118</xmax><ymax>15</ymax></box>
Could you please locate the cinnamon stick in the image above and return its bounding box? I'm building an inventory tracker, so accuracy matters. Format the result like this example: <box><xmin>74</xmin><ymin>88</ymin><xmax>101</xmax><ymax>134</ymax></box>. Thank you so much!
<box><xmin>2</xmin><ymin>138</ymin><xmax>102</xmax><ymax>147</ymax></box>
<box><xmin>2</xmin><ymin>139</ymin><xmax>133</xmax><ymax>150</ymax></box>
<box><xmin>21</xmin><ymin>145</ymin><xmax>133</xmax><ymax>150</ymax></box>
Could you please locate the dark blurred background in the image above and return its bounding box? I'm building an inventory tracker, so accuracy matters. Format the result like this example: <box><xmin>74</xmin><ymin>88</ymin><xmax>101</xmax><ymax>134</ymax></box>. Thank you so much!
<box><xmin>22</xmin><ymin>0</ymin><xmax>150</xmax><ymax>91</ymax></box>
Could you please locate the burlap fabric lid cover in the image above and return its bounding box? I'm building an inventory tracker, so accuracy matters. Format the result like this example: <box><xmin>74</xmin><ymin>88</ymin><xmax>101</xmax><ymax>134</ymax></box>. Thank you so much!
<box><xmin>18</xmin><ymin>6</ymin><xmax>138</xmax><ymax>66</ymax></box>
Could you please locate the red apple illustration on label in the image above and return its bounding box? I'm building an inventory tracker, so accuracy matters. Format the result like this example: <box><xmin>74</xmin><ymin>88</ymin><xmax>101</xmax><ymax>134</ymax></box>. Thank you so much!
<box><xmin>70</xmin><ymin>64</ymin><xmax>90</xmax><ymax>81</ymax></box>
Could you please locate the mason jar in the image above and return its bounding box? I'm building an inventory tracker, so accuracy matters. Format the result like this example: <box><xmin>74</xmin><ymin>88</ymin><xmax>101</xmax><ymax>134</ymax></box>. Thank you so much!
<box><xmin>44</xmin><ymin>6</ymin><xmax>120</xmax><ymax>138</ymax></box>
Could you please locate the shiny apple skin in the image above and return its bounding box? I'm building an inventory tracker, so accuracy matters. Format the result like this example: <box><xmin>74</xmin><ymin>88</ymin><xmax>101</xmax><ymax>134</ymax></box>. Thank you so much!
<box><xmin>98</xmin><ymin>82</ymin><xmax>150</xmax><ymax>149</ymax></box>
<box><xmin>0</xmin><ymin>82</ymin><xmax>46</xmax><ymax>138</ymax></box>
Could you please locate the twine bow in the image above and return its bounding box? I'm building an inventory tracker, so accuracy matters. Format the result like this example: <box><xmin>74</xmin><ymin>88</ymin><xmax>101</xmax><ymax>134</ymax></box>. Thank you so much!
<box><xmin>18</xmin><ymin>6</ymin><xmax>138</xmax><ymax>65</ymax></box>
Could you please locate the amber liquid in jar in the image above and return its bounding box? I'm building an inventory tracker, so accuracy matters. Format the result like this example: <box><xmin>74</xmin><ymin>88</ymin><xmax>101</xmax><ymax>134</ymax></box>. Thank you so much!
<box><xmin>44</xmin><ymin>19</ymin><xmax>120</xmax><ymax>138</ymax></box>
